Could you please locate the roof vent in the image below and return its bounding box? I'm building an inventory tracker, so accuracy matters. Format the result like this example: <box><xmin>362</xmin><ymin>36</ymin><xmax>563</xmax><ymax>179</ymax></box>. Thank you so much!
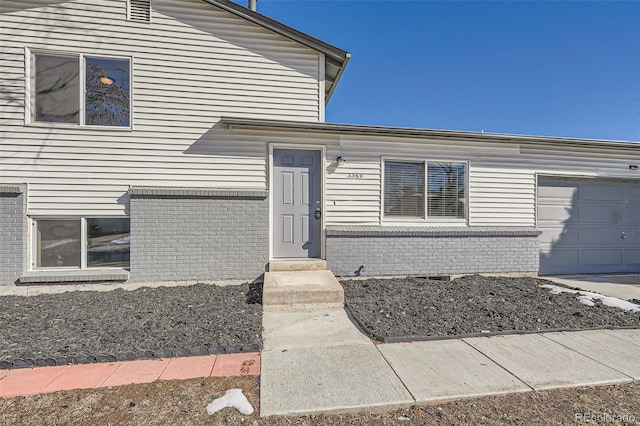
<box><xmin>248</xmin><ymin>0</ymin><xmax>257</xmax><ymax>11</ymax></box>
<box><xmin>129</xmin><ymin>0</ymin><xmax>151</xmax><ymax>22</ymax></box>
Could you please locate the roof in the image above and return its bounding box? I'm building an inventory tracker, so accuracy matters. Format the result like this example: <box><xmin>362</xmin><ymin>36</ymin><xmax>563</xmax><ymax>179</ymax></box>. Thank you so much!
<box><xmin>201</xmin><ymin>0</ymin><xmax>350</xmax><ymax>103</ymax></box>
<box><xmin>221</xmin><ymin>117</ymin><xmax>640</xmax><ymax>150</ymax></box>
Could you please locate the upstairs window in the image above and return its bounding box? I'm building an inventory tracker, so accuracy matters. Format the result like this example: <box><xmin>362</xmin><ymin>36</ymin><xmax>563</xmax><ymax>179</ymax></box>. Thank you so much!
<box><xmin>29</xmin><ymin>51</ymin><xmax>131</xmax><ymax>127</ymax></box>
<box><xmin>384</xmin><ymin>160</ymin><xmax>467</xmax><ymax>220</ymax></box>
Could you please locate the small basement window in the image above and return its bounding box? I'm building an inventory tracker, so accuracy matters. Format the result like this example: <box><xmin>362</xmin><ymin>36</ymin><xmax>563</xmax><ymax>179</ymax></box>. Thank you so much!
<box><xmin>33</xmin><ymin>218</ymin><xmax>130</xmax><ymax>269</ymax></box>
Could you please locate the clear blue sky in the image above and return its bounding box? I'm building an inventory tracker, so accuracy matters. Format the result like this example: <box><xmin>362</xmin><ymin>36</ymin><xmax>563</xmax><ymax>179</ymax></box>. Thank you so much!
<box><xmin>235</xmin><ymin>1</ymin><xmax>640</xmax><ymax>141</ymax></box>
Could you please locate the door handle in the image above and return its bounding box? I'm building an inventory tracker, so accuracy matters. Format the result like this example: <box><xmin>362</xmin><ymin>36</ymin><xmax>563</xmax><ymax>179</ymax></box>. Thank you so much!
<box><xmin>315</xmin><ymin>208</ymin><xmax>321</xmax><ymax>220</ymax></box>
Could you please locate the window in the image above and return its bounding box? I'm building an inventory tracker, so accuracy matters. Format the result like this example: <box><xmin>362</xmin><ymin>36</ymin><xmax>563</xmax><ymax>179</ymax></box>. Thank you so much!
<box><xmin>427</xmin><ymin>162</ymin><xmax>466</xmax><ymax>219</ymax></box>
<box><xmin>30</xmin><ymin>51</ymin><xmax>131</xmax><ymax>127</ymax></box>
<box><xmin>34</xmin><ymin>218</ymin><xmax>130</xmax><ymax>269</ymax></box>
<box><xmin>384</xmin><ymin>160</ymin><xmax>467</xmax><ymax>220</ymax></box>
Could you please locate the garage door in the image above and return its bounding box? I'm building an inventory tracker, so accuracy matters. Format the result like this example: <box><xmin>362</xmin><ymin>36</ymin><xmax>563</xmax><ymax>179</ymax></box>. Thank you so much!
<box><xmin>538</xmin><ymin>177</ymin><xmax>640</xmax><ymax>275</ymax></box>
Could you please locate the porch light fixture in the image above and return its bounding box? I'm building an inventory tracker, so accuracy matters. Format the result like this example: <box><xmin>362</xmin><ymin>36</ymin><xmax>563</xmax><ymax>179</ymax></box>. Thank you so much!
<box><xmin>100</xmin><ymin>76</ymin><xmax>114</xmax><ymax>85</ymax></box>
<box><xmin>336</xmin><ymin>156</ymin><xmax>345</xmax><ymax>166</ymax></box>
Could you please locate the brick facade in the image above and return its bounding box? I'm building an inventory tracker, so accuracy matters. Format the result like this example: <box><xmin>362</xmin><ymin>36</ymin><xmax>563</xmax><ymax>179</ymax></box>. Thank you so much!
<box><xmin>129</xmin><ymin>188</ymin><xmax>269</xmax><ymax>281</ymax></box>
<box><xmin>326</xmin><ymin>226</ymin><xmax>541</xmax><ymax>277</ymax></box>
<box><xmin>0</xmin><ymin>185</ymin><xmax>27</xmax><ymax>285</ymax></box>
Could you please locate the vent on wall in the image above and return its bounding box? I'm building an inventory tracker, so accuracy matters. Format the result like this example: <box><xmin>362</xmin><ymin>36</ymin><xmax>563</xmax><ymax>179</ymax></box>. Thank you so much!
<box><xmin>129</xmin><ymin>0</ymin><xmax>151</xmax><ymax>22</ymax></box>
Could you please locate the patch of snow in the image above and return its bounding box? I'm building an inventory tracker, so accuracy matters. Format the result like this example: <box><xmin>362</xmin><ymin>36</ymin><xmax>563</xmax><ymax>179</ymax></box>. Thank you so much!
<box><xmin>206</xmin><ymin>388</ymin><xmax>254</xmax><ymax>415</ymax></box>
<box><xmin>110</xmin><ymin>235</ymin><xmax>130</xmax><ymax>245</ymax></box>
<box><xmin>540</xmin><ymin>284</ymin><xmax>640</xmax><ymax>313</ymax></box>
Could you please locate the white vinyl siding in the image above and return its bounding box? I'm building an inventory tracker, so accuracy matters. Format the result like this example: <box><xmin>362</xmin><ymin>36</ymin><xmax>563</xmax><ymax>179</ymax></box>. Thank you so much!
<box><xmin>0</xmin><ymin>0</ymin><xmax>322</xmax><ymax>215</ymax></box>
<box><xmin>322</xmin><ymin>135</ymin><xmax>638</xmax><ymax>227</ymax></box>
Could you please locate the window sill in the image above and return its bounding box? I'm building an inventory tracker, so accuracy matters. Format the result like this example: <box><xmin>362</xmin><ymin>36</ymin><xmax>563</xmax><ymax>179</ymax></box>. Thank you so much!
<box><xmin>326</xmin><ymin>225</ymin><xmax>542</xmax><ymax>238</ymax></box>
<box><xmin>24</xmin><ymin>122</ymin><xmax>133</xmax><ymax>131</ymax></box>
<box><xmin>19</xmin><ymin>269</ymin><xmax>129</xmax><ymax>285</ymax></box>
<box><xmin>382</xmin><ymin>219</ymin><xmax>468</xmax><ymax>227</ymax></box>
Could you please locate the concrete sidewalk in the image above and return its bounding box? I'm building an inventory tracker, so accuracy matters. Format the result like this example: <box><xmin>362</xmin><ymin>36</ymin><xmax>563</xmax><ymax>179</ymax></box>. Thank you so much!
<box><xmin>260</xmin><ymin>309</ymin><xmax>640</xmax><ymax>417</ymax></box>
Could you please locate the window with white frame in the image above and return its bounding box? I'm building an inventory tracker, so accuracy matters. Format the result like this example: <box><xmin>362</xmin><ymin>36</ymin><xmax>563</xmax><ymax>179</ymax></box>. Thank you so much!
<box><xmin>33</xmin><ymin>218</ymin><xmax>130</xmax><ymax>269</ymax></box>
<box><xmin>29</xmin><ymin>51</ymin><xmax>131</xmax><ymax>127</ymax></box>
<box><xmin>384</xmin><ymin>160</ymin><xmax>467</xmax><ymax>220</ymax></box>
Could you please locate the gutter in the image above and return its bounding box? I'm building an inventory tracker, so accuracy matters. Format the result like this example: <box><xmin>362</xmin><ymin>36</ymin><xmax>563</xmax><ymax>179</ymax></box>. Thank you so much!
<box><xmin>325</xmin><ymin>53</ymin><xmax>351</xmax><ymax>103</ymax></box>
<box><xmin>222</xmin><ymin>118</ymin><xmax>640</xmax><ymax>150</ymax></box>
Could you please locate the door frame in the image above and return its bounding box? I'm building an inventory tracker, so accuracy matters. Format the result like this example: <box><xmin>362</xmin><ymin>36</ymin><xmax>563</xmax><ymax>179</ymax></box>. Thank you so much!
<box><xmin>268</xmin><ymin>143</ymin><xmax>326</xmax><ymax>261</ymax></box>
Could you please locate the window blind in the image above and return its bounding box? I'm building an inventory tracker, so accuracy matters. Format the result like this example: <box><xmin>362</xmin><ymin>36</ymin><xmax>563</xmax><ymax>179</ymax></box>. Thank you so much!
<box><xmin>427</xmin><ymin>162</ymin><xmax>466</xmax><ymax>218</ymax></box>
<box><xmin>384</xmin><ymin>161</ymin><xmax>425</xmax><ymax>218</ymax></box>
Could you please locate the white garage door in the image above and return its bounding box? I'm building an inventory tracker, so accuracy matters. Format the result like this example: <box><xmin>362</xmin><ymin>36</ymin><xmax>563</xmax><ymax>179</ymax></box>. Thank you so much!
<box><xmin>538</xmin><ymin>177</ymin><xmax>640</xmax><ymax>275</ymax></box>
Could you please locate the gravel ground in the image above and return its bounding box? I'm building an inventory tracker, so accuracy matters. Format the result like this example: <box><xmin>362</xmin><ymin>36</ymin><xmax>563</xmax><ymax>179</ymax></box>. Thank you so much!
<box><xmin>2</xmin><ymin>275</ymin><xmax>638</xmax><ymax>367</ymax></box>
<box><xmin>0</xmin><ymin>283</ymin><xmax>262</xmax><ymax>367</ymax></box>
<box><xmin>342</xmin><ymin>275</ymin><xmax>640</xmax><ymax>341</ymax></box>
<box><xmin>2</xmin><ymin>377</ymin><xmax>639</xmax><ymax>425</ymax></box>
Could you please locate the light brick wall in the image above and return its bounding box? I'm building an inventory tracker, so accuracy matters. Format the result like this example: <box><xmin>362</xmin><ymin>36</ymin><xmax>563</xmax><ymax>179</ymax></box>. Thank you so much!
<box><xmin>0</xmin><ymin>185</ymin><xmax>27</xmax><ymax>285</ymax></box>
<box><xmin>326</xmin><ymin>226</ymin><xmax>540</xmax><ymax>277</ymax></box>
<box><xmin>129</xmin><ymin>188</ymin><xmax>269</xmax><ymax>282</ymax></box>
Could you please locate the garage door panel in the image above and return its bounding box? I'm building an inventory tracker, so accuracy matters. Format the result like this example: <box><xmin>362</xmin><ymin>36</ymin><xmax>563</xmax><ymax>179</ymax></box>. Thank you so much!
<box><xmin>623</xmin><ymin>250</ymin><xmax>640</xmax><ymax>265</ymax></box>
<box><xmin>537</xmin><ymin>205</ymin><xmax>579</xmax><ymax>223</ymax></box>
<box><xmin>623</xmin><ymin>185</ymin><xmax>640</xmax><ymax>199</ymax></box>
<box><xmin>537</xmin><ymin>184</ymin><xmax>577</xmax><ymax>200</ymax></box>
<box><xmin>623</xmin><ymin>206</ymin><xmax>640</xmax><ymax>224</ymax></box>
<box><xmin>579</xmin><ymin>204</ymin><xmax>622</xmax><ymax>224</ymax></box>
<box><xmin>579</xmin><ymin>184</ymin><xmax>623</xmax><ymax>201</ymax></box>
<box><xmin>540</xmin><ymin>250</ymin><xmax>578</xmax><ymax>268</ymax></box>
<box><xmin>579</xmin><ymin>227</ymin><xmax>626</xmax><ymax>246</ymax></box>
<box><xmin>538</xmin><ymin>177</ymin><xmax>640</xmax><ymax>275</ymax></box>
<box><xmin>622</xmin><ymin>229</ymin><xmax>640</xmax><ymax>244</ymax></box>
<box><xmin>580</xmin><ymin>250</ymin><xmax>622</xmax><ymax>266</ymax></box>
<box><xmin>539</xmin><ymin>227</ymin><xmax>578</xmax><ymax>245</ymax></box>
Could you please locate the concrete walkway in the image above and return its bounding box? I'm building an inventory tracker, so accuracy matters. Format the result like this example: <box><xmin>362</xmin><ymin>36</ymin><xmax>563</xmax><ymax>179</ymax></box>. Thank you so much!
<box><xmin>542</xmin><ymin>274</ymin><xmax>640</xmax><ymax>301</ymax></box>
<box><xmin>260</xmin><ymin>309</ymin><xmax>640</xmax><ymax>417</ymax></box>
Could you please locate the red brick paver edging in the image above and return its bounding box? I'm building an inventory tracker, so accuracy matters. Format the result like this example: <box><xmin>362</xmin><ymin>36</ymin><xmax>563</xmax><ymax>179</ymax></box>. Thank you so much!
<box><xmin>0</xmin><ymin>353</ymin><xmax>260</xmax><ymax>399</ymax></box>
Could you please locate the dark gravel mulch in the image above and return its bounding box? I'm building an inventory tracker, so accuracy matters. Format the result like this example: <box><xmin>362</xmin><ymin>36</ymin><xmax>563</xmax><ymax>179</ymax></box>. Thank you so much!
<box><xmin>0</xmin><ymin>283</ymin><xmax>263</xmax><ymax>368</ymax></box>
<box><xmin>342</xmin><ymin>275</ymin><xmax>640</xmax><ymax>342</ymax></box>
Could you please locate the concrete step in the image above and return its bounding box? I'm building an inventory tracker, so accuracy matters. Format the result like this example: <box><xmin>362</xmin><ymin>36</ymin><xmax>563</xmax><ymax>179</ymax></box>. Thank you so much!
<box><xmin>268</xmin><ymin>259</ymin><xmax>327</xmax><ymax>272</ymax></box>
<box><xmin>263</xmin><ymin>270</ymin><xmax>344</xmax><ymax>311</ymax></box>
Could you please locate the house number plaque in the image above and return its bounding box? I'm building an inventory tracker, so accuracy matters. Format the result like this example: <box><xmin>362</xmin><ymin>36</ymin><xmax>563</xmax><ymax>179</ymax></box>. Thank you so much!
<box><xmin>347</xmin><ymin>173</ymin><xmax>363</xmax><ymax>179</ymax></box>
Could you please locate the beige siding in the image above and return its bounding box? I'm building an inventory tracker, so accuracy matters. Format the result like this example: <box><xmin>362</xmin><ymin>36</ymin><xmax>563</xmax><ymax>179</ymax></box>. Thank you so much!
<box><xmin>0</xmin><ymin>0</ymin><xmax>321</xmax><ymax>215</ymax></box>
